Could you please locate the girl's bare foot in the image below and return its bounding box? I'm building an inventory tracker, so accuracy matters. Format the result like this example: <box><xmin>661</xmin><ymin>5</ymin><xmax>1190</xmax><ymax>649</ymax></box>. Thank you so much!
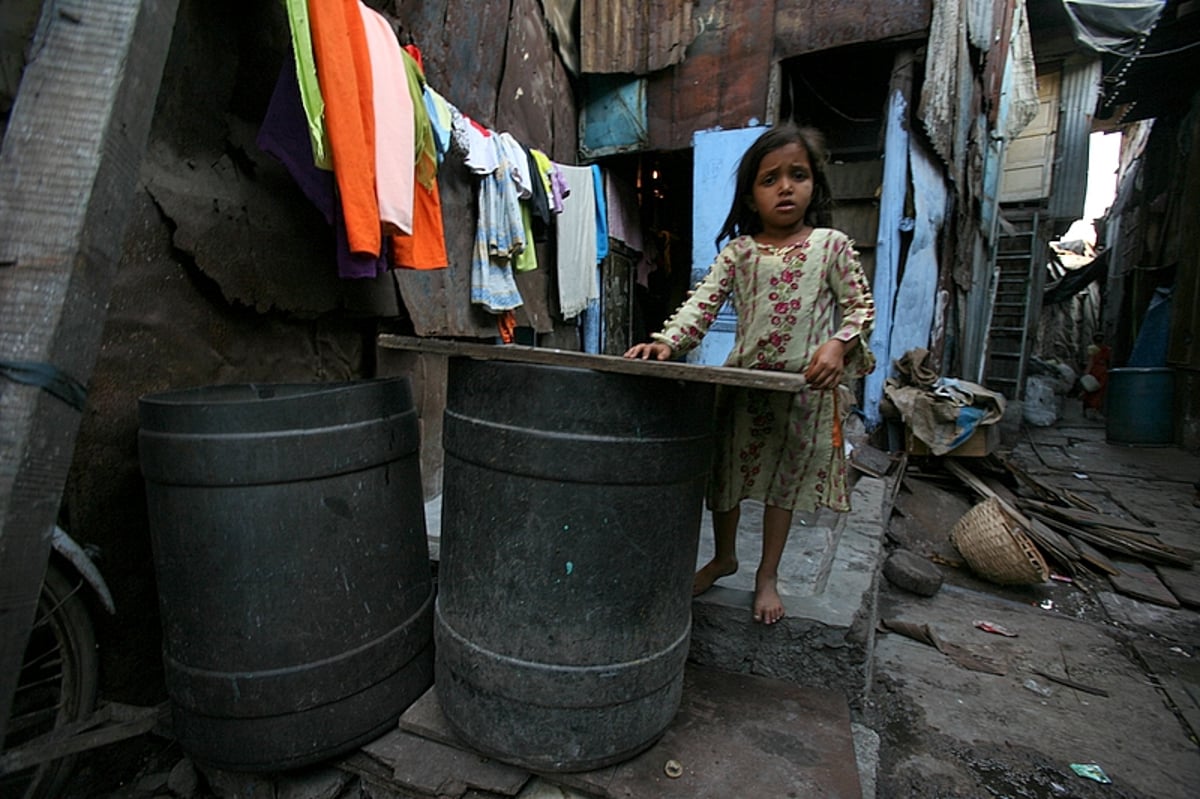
<box><xmin>753</xmin><ymin>572</ymin><xmax>785</xmax><ymax>624</ymax></box>
<box><xmin>693</xmin><ymin>557</ymin><xmax>738</xmax><ymax>596</ymax></box>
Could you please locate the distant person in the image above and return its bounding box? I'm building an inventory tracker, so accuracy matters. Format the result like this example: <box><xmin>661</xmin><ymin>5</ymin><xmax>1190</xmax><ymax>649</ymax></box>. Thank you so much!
<box><xmin>625</xmin><ymin>124</ymin><xmax>876</xmax><ymax>624</ymax></box>
<box><xmin>1081</xmin><ymin>333</ymin><xmax>1112</xmax><ymax>419</ymax></box>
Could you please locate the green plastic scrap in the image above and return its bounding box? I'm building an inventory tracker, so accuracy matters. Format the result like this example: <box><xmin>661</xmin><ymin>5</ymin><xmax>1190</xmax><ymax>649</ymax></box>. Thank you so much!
<box><xmin>1070</xmin><ymin>763</ymin><xmax>1112</xmax><ymax>784</ymax></box>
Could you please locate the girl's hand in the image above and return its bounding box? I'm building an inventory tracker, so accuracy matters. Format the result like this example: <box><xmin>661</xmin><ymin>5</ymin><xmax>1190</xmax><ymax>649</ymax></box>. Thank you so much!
<box><xmin>804</xmin><ymin>339</ymin><xmax>849</xmax><ymax>389</ymax></box>
<box><xmin>624</xmin><ymin>342</ymin><xmax>673</xmax><ymax>361</ymax></box>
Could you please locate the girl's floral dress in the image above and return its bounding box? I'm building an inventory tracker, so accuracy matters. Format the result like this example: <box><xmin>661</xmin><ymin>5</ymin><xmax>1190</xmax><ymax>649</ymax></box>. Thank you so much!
<box><xmin>652</xmin><ymin>229</ymin><xmax>876</xmax><ymax>512</ymax></box>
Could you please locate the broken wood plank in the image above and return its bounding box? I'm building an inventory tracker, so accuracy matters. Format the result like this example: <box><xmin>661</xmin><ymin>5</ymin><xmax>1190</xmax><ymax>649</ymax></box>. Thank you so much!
<box><xmin>1108</xmin><ymin>559</ymin><xmax>1182</xmax><ymax>608</ymax></box>
<box><xmin>850</xmin><ymin>442</ymin><xmax>897</xmax><ymax>478</ymax></box>
<box><xmin>1019</xmin><ymin>499</ymin><xmax>1164</xmax><ymax>536</ymax></box>
<box><xmin>1001</xmin><ymin>458</ymin><xmax>1068</xmax><ymax>504</ymax></box>
<box><xmin>1025</xmin><ymin>518</ymin><xmax>1081</xmax><ymax>572</ymax></box>
<box><xmin>944</xmin><ymin>460</ymin><xmax>1041</xmax><ymax>532</ymax></box>
<box><xmin>0</xmin><ymin>702</ymin><xmax>166</xmax><ymax>772</ymax></box>
<box><xmin>1156</xmin><ymin>565</ymin><xmax>1200</xmax><ymax>609</ymax></box>
<box><xmin>1068</xmin><ymin>535</ymin><xmax>1122</xmax><ymax>576</ymax></box>
<box><xmin>1032</xmin><ymin>514</ymin><xmax>1195</xmax><ymax>568</ymax></box>
<box><xmin>362</xmin><ymin>728</ymin><xmax>529</xmax><ymax>797</ymax></box>
<box><xmin>377</xmin><ymin>334</ymin><xmax>808</xmax><ymax>392</ymax></box>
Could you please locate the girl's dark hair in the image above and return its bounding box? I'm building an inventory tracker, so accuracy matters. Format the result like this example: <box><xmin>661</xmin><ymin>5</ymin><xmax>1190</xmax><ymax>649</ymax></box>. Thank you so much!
<box><xmin>714</xmin><ymin>123</ymin><xmax>833</xmax><ymax>249</ymax></box>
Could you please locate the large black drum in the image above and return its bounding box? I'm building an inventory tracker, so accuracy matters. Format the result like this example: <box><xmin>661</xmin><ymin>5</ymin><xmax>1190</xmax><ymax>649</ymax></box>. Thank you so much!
<box><xmin>435</xmin><ymin>358</ymin><xmax>714</xmax><ymax>772</ymax></box>
<box><xmin>138</xmin><ymin>378</ymin><xmax>434</xmax><ymax>771</ymax></box>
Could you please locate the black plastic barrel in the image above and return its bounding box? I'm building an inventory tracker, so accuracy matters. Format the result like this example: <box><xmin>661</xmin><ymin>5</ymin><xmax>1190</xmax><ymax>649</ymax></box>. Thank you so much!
<box><xmin>1106</xmin><ymin>367</ymin><xmax>1175</xmax><ymax>445</ymax></box>
<box><xmin>435</xmin><ymin>358</ymin><xmax>715</xmax><ymax>772</ymax></box>
<box><xmin>138</xmin><ymin>378</ymin><xmax>434</xmax><ymax>771</ymax></box>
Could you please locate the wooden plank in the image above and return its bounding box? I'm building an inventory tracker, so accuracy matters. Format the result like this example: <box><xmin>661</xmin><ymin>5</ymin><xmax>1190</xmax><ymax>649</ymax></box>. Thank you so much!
<box><xmin>0</xmin><ymin>0</ymin><xmax>180</xmax><ymax>739</ymax></box>
<box><xmin>1047</xmin><ymin>519</ymin><xmax>1194</xmax><ymax>568</ymax></box>
<box><xmin>377</xmin><ymin>335</ymin><xmax>809</xmax><ymax>392</ymax></box>
<box><xmin>1019</xmin><ymin>499</ymin><xmax>1165</xmax><ymax>536</ymax></box>
<box><xmin>831</xmin><ymin>204</ymin><xmax>881</xmax><ymax>248</ymax></box>
<box><xmin>1157</xmin><ymin>565</ymin><xmax>1200</xmax><ymax>609</ymax></box>
<box><xmin>1109</xmin><ymin>559</ymin><xmax>1182</xmax><ymax>609</ymax></box>
<box><xmin>827</xmin><ymin>160</ymin><xmax>884</xmax><ymax>200</ymax></box>
<box><xmin>0</xmin><ymin>702</ymin><xmax>165</xmax><ymax>772</ymax></box>
<box><xmin>1068</xmin><ymin>535</ymin><xmax>1121</xmax><ymax>576</ymax></box>
<box><xmin>849</xmin><ymin>443</ymin><xmax>896</xmax><ymax>478</ymax></box>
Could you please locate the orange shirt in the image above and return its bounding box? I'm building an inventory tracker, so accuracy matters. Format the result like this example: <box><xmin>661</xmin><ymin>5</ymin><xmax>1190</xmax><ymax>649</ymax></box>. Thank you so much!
<box><xmin>308</xmin><ymin>0</ymin><xmax>379</xmax><ymax>257</ymax></box>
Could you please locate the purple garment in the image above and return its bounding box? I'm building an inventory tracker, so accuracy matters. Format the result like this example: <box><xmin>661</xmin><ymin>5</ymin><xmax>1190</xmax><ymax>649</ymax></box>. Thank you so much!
<box><xmin>548</xmin><ymin>162</ymin><xmax>570</xmax><ymax>213</ymax></box>
<box><xmin>257</xmin><ymin>64</ymin><xmax>387</xmax><ymax>279</ymax></box>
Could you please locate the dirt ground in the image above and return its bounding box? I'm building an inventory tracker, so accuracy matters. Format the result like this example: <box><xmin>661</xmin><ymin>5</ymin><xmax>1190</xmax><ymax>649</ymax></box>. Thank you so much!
<box><xmin>865</xmin><ymin>401</ymin><xmax>1200</xmax><ymax>799</ymax></box>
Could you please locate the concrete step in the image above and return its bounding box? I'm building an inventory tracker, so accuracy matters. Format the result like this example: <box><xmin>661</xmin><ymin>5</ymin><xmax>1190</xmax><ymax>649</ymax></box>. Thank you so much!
<box><xmin>688</xmin><ymin>476</ymin><xmax>891</xmax><ymax>707</ymax></box>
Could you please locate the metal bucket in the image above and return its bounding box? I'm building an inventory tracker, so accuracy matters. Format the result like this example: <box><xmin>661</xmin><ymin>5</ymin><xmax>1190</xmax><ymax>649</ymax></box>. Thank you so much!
<box><xmin>1106</xmin><ymin>367</ymin><xmax>1175</xmax><ymax>446</ymax></box>
<box><xmin>138</xmin><ymin>378</ymin><xmax>434</xmax><ymax>771</ymax></box>
<box><xmin>435</xmin><ymin>358</ymin><xmax>714</xmax><ymax>772</ymax></box>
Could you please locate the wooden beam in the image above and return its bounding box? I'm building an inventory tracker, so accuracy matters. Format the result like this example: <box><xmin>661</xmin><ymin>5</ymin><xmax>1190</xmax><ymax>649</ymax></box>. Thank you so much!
<box><xmin>0</xmin><ymin>701</ymin><xmax>166</xmax><ymax>772</ymax></box>
<box><xmin>0</xmin><ymin>0</ymin><xmax>180</xmax><ymax>738</ymax></box>
<box><xmin>377</xmin><ymin>335</ymin><xmax>809</xmax><ymax>393</ymax></box>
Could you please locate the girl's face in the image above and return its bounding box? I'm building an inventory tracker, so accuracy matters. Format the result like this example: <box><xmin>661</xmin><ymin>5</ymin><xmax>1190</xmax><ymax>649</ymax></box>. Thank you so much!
<box><xmin>749</xmin><ymin>142</ymin><xmax>814</xmax><ymax>240</ymax></box>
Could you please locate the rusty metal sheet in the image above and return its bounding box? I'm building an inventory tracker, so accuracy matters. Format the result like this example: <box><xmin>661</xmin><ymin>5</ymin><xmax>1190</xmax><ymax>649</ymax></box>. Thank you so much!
<box><xmin>774</xmin><ymin>0</ymin><xmax>931</xmax><ymax>58</ymax></box>
<box><xmin>581</xmin><ymin>0</ymin><xmax>694</xmax><ymax>74</ymax></box>
<box><xmin>647</xmin><ymin>0</ymin><xmax>775</xmax><ymax>152</ymax></box>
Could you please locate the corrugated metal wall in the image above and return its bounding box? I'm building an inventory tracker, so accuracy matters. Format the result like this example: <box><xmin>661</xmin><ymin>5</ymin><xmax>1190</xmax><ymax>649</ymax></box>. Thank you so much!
<box><xmin>1047</xmin><ymin>56</ymin><xmax>1102</xmax><ymax>222</ymax></box>
<box><xmin>581</xmin><ymin>0</ymin><xmax>694</xmax><ymax>74</ymax></box>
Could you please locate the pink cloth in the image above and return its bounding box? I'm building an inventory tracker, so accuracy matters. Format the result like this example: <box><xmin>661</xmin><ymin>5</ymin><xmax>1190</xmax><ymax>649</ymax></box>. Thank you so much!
<box><xmin>604</xmin><ymin>171</ymin><xmax>643</xmax><ymax>253</ymax></box>
<box><xmin>358</xmin><ymin>2</ymin><xmax>415</xmax><ymax>236</ymax></box>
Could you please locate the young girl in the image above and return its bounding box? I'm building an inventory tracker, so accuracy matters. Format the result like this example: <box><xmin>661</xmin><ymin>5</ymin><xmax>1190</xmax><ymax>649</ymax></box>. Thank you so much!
<box><xmin>625</xmin><ymin>124</ymin><xmax>876</xmax><ymax>624</ymax></box>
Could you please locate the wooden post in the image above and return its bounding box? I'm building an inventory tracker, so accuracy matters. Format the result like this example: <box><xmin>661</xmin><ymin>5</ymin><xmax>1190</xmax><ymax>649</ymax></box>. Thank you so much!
<box><xmin>0</xmin><ymin>0</ymin><xmax>179</xmax><ymax>739</ymax></box>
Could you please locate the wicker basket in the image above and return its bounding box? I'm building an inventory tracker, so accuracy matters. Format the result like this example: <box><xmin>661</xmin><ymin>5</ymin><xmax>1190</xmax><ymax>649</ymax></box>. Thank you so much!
<box><xmin>950</xmin><ymin>497</ymin><xmax>1050</xmax><ymax>585</ymax></box>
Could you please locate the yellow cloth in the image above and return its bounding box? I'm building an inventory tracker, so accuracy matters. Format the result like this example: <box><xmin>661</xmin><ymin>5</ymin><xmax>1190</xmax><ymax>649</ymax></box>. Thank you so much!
<box><xmin>400</xmin><ymin>48</ymin><xmax>437</xmax><ymax>191</ymax></box>
<box><xmin>283</xmin><ymin>0</ymin><xmax>330</xmax><ymax>169</ymax></box>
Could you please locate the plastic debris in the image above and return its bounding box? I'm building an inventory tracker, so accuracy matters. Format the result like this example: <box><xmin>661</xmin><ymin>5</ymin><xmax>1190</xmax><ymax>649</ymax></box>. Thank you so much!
<box><xmin>664</xmin><ymin>759</ymin><xmax>683</xmax><ymax>778</ymax></box>
<box><xmin>1169</xmin><ymin>646</ymin><xmax>1191</xmax><ymax>658</ymax></box>
<box><xmin>1039</xmin><ymin>599</ymin><xmax>1054</xmax><ymax>610</ymax></box>
<box><xmin>974</xmin><ymin>620</ymin><xmax>1018</xmax><ymax>637</ymax></box>
<box><xmin>1073</xmin><ymin>472</ymin><xmax>1089</xmax><ymax>479</ymax></box>
<box><xmin>1050</xmin><ymin>574</ymin><xmax>1073</xmax><ymax>583</ymax></box>
<box><xmin>1070</xmin><ymin>763</ymin><xmax>1111</xmax><ymax>783</ymax></box>
<box><xmin>1023</xmin><ymin>678</ymin><xmax>1053</xmax><ymax>697</ymax></box>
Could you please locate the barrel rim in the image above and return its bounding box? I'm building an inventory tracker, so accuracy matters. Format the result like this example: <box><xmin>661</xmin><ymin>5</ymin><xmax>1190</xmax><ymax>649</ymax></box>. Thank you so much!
<box><xmin>139</xmin><ymin>377</ymin><xmax>409</xmax><ymax>408</ymax></box>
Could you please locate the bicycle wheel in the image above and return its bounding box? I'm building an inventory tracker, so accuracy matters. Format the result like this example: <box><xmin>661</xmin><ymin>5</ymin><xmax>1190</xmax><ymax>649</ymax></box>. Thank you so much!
<box><xmin>1</xmin><ymin>561</ymin><xmax>99</xmax><ymax>799</ymax></box>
